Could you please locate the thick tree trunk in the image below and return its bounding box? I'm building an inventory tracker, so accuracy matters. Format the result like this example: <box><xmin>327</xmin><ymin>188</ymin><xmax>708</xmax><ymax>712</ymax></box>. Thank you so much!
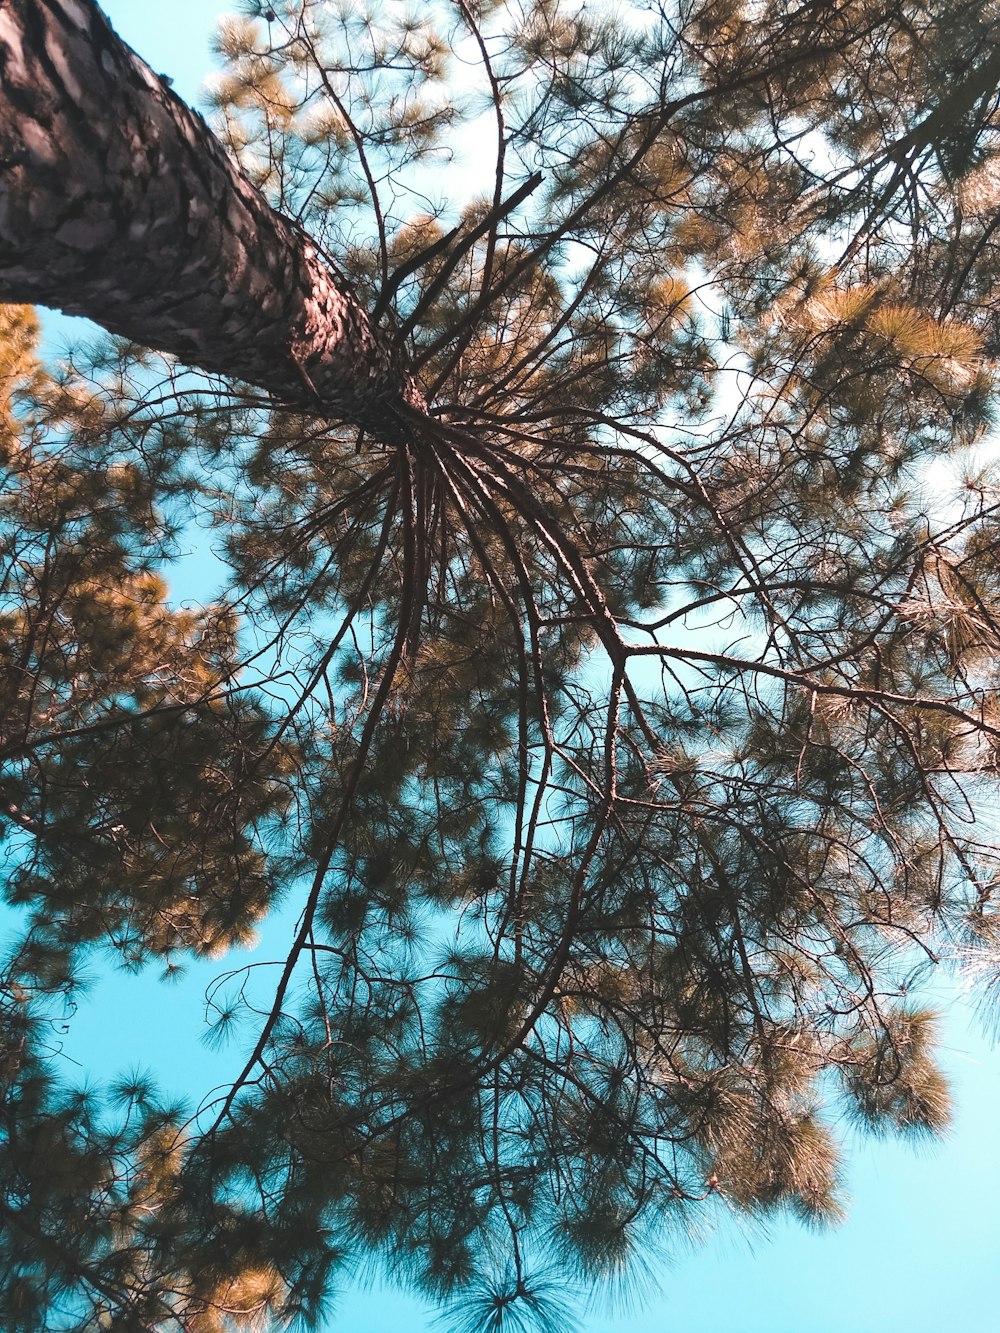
<box><xmin>0</xmin><ymin>0</ymin><xmax>418</xmax><ymax>432</ymax></box>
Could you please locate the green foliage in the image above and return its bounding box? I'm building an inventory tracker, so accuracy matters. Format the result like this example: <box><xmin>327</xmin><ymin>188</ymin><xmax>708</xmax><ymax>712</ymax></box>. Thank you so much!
<box><xmin>7</xmin><ymin>1</ymin><xmax>1000</xmax><ymax>1329</ymax></box>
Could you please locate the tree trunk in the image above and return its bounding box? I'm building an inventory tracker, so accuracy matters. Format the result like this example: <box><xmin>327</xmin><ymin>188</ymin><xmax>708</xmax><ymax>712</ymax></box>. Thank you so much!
<box><xmin>0</xmin><ymin>0</ymin><xmax>418</xmax><ymax>432</ymax></box>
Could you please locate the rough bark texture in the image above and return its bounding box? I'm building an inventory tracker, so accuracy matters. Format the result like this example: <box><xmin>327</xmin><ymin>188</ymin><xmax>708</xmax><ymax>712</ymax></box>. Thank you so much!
<box><xmin>0</xmin><ymin>0</ymin><xmax>418</xmax><ymax>432</ymax></box>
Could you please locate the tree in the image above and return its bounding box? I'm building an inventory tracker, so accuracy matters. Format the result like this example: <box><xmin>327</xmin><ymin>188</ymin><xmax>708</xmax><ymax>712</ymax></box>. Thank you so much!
<box><xmin>2</xmin><ymin>0</ymin><xmax>1000</xmax><ymax>1327</ymax></box>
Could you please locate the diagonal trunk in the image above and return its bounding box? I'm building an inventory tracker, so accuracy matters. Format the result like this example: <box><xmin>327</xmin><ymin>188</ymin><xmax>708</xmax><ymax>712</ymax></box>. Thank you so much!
<box><xmin>0</xmin><ymin>0</ymin><xmax>418</xmax><ymax>431</ymax></box>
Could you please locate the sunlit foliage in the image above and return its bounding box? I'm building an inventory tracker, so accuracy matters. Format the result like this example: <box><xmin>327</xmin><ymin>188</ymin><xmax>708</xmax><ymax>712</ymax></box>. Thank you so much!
<box><xmin>6</xmin><ymin>1</ymin><xmax>1000</xmax><ymax>1328</ymax></box>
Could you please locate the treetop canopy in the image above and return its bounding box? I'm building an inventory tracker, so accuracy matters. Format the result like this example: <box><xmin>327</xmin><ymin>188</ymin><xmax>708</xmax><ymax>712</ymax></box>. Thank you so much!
<box><xmin>2</xmin><ymin>1</ymin><xmax>1000</xmax><ymax>1329</ymax></box>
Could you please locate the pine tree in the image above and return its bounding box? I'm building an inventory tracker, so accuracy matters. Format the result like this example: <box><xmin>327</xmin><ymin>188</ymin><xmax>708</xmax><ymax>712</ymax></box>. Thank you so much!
<box><xmin>3</xmin><ymin>0</ymin><xmax>1000</xmax><ymax>1328</ymax></box>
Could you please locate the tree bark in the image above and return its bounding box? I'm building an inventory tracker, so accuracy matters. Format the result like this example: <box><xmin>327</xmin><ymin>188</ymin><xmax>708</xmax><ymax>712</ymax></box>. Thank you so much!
<box><xmin>0</xmin><ymin>0</ymin><xmax>418</xmax><ymax>432</ymax></box>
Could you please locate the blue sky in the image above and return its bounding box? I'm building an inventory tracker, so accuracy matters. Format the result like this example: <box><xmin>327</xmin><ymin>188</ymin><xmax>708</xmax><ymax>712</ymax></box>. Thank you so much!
<box><xmin>40</xmin><ymin>4</ymin><xmax>1000</xmax><ymax>1330</ymax></box>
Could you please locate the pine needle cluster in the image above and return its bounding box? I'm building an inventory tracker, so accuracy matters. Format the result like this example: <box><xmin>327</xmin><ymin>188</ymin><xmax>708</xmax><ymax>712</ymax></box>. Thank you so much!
<box><xmin>6</xmin><ymin>1</ymin><xmax>1000</xmax><ymax>1328</ymax></box>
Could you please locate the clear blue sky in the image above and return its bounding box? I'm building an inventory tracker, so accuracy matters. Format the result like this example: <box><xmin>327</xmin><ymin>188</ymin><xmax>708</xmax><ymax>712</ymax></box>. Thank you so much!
<box><xmin>44</xmin><ymin>5</ymin><xmax>1000</xmax><ymax>1330</ymax></box>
